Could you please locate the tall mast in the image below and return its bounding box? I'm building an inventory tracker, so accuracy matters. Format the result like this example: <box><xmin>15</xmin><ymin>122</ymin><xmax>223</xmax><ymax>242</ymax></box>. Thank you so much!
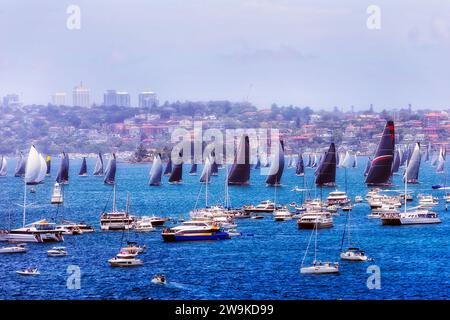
<box><xmin>22</xmin><ymin>179</ymin><xmax>26</xmax><ymax>227</ymax></box>
<box><xmin>113</xmin><ymin>183</ymin><xmax>117</xmax><ymax>212</ymax></box>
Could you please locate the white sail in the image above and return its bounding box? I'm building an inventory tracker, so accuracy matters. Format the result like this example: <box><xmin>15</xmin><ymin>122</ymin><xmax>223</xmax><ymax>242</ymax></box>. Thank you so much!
<box><xmin>341</xmin><ymin>151</ymin><xmax>351</xmax><ymax>168</ymax></box>
<box><xmin>25</xmin><ymin>146</ymin><xmax>43</xmax><ymax>184</ymax></box>
<box><xmin>0</xmin><ymin>156</ymin><xmax>7</xmax><ymax>176</ymax></box>
<box><xmin>199</xmin><ymin>157</ymin><xmax>212</xmax><ymax>183</ymax></box>
<box><xmin>36</xmin><ymin>153</ymin><xmax>47</xmax><ymax>183</ymax></box>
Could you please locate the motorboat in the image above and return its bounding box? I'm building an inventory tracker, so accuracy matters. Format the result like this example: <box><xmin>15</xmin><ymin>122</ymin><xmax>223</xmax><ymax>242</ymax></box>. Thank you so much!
<box><xmin>57</xmin><ymin>221</ymin><xmax>95</xmax><ymax>234</ymax></box>
<box><xmin>251</xmin><ymin>215</ymin><xmax>264</xmax><ymax>220</ymax></box>
<box><xmin>368</xmin><ymin>205</ymin><xmax>399</xmax><ymax>219</ymax></box>
<box><xmin>151</xmin><ymin>274</ymin><xmax>166</xmax><ymax>284</ymax></box>
<box><xmin>273</xmin><ymin>207</ymin><xmax>293</xmax><ymax>221</ymax></box>
<box><xmin>108</xmin><ymin>256</ymin><xmax>143</xmax><ymax>267</ymax></box>
<box><xmin>47</xmin><ymin>246</ymin><xmax>68</xmax><ymax>257</ymax></box>
<box><xmin>2</xmin><ymin>220</ymin><xmax>64</xmax><ymax>243</ymax></box>
<box><xmin>342</xmin><ymin>204</ymin><xmax>354</xmax><ymax>212</ymax></box>
<box><xmin>327</xmin><ymin>191</ymin><xmax>350</xmax><ymax>205</ymax></box>
<box><xmin>0</xmin><ymin>243</ymin><xmax>27</xmax><ymax>254</ymax></box>
<box><xmin>354</xmin><ymin>196</ymin><xmax>363</xmax><ymax>203</ymax></box>
<box><xmin>162</xmin><ymin>221</ymin><xmax>230</xmax><ymax>242</ymax></box>
<box><xmin>134</xmin><ymin>217</ymin><xmax>155</xmax><ymax>232</ymax></box>
<box><xmin>141</xmin><ymin>216</ymin><xmax>170</xmax><ymax>227</ymax></box>
<box><xmin>16</xmin><ymin>268</ymin><xmax>40</xmax><ymax>276</ymax></box>
<box><xmin>297</xmin><ymin>211</ymin><xmax>333</xmax><ymax>229</ymax></box>
<box><xmin>101</xmin><ymin>211</ymin><xmax>135</xmax><ymax>231</ymax></box>
<box><xmin>242</xmin><ymin>200</ymin><xmax>275</xmax><ymax>213</ymax></box>
<box><xmin>51</xmin><ymin>182</ymin><xmax>63</xmax><ymax>204</ymax></box>
<box><xmin>300</xmin><ymin>261</ymin><xmax>339</xmax><ymax>274</ymax></box>
<box><xmin>340</xmin><ymin>248</ymin><xmax>368</xmax><ymax>261</ymax></box>
<box><xmin>418</xmin><ymin>195</ymin><xmax>438</xmax><ymax>208</ymax></box>
<box><xmin>381</xmin><ymin>210</ymin><xmax>441</xmax><ymax>225</ymax></box>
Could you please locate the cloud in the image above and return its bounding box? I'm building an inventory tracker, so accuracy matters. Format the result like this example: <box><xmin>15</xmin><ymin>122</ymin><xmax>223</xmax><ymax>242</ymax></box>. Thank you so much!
<box><xmin>222</xmin><ymin>45</ymin><xmax>317</xmax><ymax>63</ymax></box>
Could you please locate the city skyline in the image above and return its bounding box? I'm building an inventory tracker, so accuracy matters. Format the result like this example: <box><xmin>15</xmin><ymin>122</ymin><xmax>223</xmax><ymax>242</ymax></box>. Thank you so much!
<box><xmin>1</xmin><ymin>1</ymin><xmax>450</xmax><ymax>110</ymax></box>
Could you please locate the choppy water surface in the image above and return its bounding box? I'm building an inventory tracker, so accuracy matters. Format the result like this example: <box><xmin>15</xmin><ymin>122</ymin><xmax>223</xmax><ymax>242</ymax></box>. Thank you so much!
<box><xmin>0</xmin><ymin>158</ymin><xmax>449</xmax><ymax>299</ymax></box>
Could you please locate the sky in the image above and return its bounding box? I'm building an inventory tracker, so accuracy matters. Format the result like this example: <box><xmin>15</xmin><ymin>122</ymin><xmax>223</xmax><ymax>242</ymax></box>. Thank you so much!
<box><xmin>1</xmin><ymin>0</ymin><xmax>450</xmax><ymax>110</ymax></box>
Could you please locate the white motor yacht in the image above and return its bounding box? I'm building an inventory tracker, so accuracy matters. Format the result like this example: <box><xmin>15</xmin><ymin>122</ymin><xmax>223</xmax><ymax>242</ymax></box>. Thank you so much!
<box><xmin>0</xmin><ymin>243</ymin><xmax>27</xmax><ymax>254</ymax></box>
<box><xmin>297</xmin><ymin>211</ymin><xmax>333</xmax><ymax>229</ymax></box>
<box><xmin>47</xmin><ymin>246</ymin><xmax>68</xmax><ymax>257</ymax></box>
<box><xmin>327</xmin><ymin>191</ymin><xmax>350</xmax><ymax>205</ymax></box>
<box><xmin>273</xmin><ymin>207</ymin><xmax>293</xmax><ymax>221</ymax></box>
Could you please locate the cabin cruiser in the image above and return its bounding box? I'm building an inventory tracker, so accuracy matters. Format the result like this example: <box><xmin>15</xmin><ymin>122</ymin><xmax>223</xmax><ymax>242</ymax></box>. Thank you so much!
<box><xmin>340</xmin><ymin>248</ymin><xmax>368</xmax><ymax>261</ymax></box>
<box><xmin>108</xmin><ymin>255</ymin><xmax>143</xmax><ymax>267</ymax></box>
<box><xmin>418</xmin><ymin>195</ymin><xmax>438</xmax><ymax>208</ymax></box>
<box><xmin>47</xmin><ymin>246</ymin><xmax>68</xmax><ymax>257</ymax></box>
<box><xmin>273</xmin><ymin>207</ymin><xmax>293</xmax><ymax>221</ymax></box>
<box><xmin>57</xmin><ymin>220</ymin><xmax>95</xmax><ymax>234</ymax></box>
<box><xmin>100</xmin><ymin>212</ymin><xmax>135</xmax><ymax>231</ymax></box>
<box><xmin>381</xmin><ymin>210</ymin><xmax>441</xmax><ymax>225</ymax></box>
<box><xmin>51</xmin><ymin>182</ymin><xmax>63</xmax><ymax>204</ymax></box>
<box><xmin>134</xmin><ymin>217</ymin><xmax>155</xmax><ymax>232</ymax></box>
<box><xmin>162</xmin><ymin>221</ymin><xmax>230</xmax><ymax>242</ymax></box>
<box><xmin>0</xmin><ymin>243</ymin><xmax>27</xmax><ymax>254</ymax></box>
<box><xmin>16</xmin><ymin>268</ymin><xmax>40</xmax><ymax>276</ymax></box>
<box><xmin>0</xmin><ymin>220</ymin><xmax>64</xmax><ymax>243</ymax></box>
<box><xmin>297</xmin><ymin>211</ymin><xmax>333</xmax><ymax>229</ymax></box>
<box><xmin>243</xmin><ymin>200</ymin><xmax>275</xmax><ymax>213</ymax></box>
<box><xmin>300</xmin><ymin>261</ymin><xmax>339</xmax><ymax>274</ymax></box>
<box><xmin>327</xmin><ymin>191</ymin><xmax>350</xmax><ymax>205</ymax></box>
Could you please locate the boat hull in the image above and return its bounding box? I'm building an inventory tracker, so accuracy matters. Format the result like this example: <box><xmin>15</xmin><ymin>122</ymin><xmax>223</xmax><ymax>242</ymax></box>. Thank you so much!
<box><xmin>300</xmin><ymin>266</ymin><xmax>339</xmax><ymax>274</ymax></box>
<box><xmin>297</xmin><ymin>221</ymin><xmax>333</xmax><ymax>229</ymax></box>
<box><xmin>162</xmin><ymin>231</ymin><xmax>230</xmax><ymax>242</ymax></box>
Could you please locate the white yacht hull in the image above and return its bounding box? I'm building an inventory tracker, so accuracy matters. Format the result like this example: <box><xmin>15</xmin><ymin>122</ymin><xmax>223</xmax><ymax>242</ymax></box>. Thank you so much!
<box><xmin>300</xmin><ymin>265</ymin><xmax>339</xmax><ymax>274</ymax></box>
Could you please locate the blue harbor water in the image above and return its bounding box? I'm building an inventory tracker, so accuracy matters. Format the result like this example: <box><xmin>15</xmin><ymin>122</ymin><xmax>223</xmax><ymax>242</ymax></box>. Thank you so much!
<box><xmin>1</xmin><ymin>157</ymin><xmax>449</xmax><ymax>300</ymax></box>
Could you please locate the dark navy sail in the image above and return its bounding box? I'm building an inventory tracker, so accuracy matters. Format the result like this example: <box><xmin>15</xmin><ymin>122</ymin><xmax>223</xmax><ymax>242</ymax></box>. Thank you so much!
<box><xmin>365</xmin><ymin>121</ymin><xmax>395</xmax><ymax>186</ymax></box>
<box><xmin>168</xmin><ymin>156</ymin><xmax>183</xmax><ymax>184</ymax></box>
<box><xmin>14</xmin><ymin>153</ymin><xmax>26</xmax><ymax>177</ymax></box>
<box><xmin>189</xmin><ymin>163</ymin><xmax>197</xmax><ymax>175</ymax></box>
<box><xmin>79</xmin><ymin>157</ymin><xmax>88</xmax><ymax>176</ymax></box>
<box><xmin>93</xmin><ymin>153</ymin><xmax>104</xmax><ymax>176</ymax></box>
<box><xmin>254</xmin><ymin>155</ymin><xmax>261</xmax><ymax>170</ymax></box>
<box><xmin>104</xmin><ymin>154</ymin><xmax>117</xmax><ymax>185</ymax></box>
<box><xmin>56</xmin><ymin>152</ymin><xmax>69</xmax><ymax>184</ymax></box>
<box><xmin>149</xmin><ymin>154</ymin><xmax>163</xmax><ymax>186</ymax></box>
<box><xmin>164</xmin><ymin>156</ymin><xmax>172</xmax><ymax>176</ymax></box>
<box><xmin>227</xmin><ymin>135</ymin><xmax>251</xmax><ymax>185</ymax></box>
<box><xmin>210</xmin><ymin>154</ymin><xmax>219</xmax><ymax>176</ymax></box>
<box><xmin>296</xmin><ymin>153</ymin><xmax>304</xmax><ymax>176</ymax></box>
<box><xmin>315</xmin><ymin>143</ymin><xmax>336</xmax><ymax>187</ymax></box>
<box><xmin>265</xmin><ymin>140</ymin><xmax>285</xmax><ymax>186</ymax></box>
<box><xmin>391</xmin><ymin>149</ymin><xmax>400</xmax><ymax>174</ymax></box>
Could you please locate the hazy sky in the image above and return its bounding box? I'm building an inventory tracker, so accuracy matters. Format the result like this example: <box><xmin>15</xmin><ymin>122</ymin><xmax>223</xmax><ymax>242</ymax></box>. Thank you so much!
<box><xmin>1</xmin><ymin>0</ymin><xmax>450</xmax><ymax>110</ymax></box>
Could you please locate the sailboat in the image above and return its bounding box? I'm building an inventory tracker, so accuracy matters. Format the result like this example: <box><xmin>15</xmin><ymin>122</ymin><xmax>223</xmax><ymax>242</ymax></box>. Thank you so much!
<box><xmin>56</xmin><ymin>152</ymin><xmax>69</xmax><ymax>184</ymax></box>
<box><xmin>210</xmin><ymin>152</ymin><xmax>219</xmax><ymax>176</ymax></box>
<box><xmin>295</xmin><ymin>153</ymin><xmax>304</xmax><ymax>176</ymax></box>
<box><xmin>0</xmin><ymin>156</ymin><xmax>7</xmax><ymax>176</ymax></box>
<box><xmin>149</xmin><ymin>154</ymin><xmax>163</xmax><ymax>186</ymax></box>
<box><xmin>352</xmin><ymin>154</ymin><xmax>357</xmax><ymax>168</ymax></box>
<box><xmin>78</xmin><ymin>157</ymin><xmax>88</xmax><ymax>176</ymax></box>
<box><xmin>340</xmin><ymin>210</ymin><xmax>368</xmax><ymax>261</ymax></box>
<box><xmin>404</xmin><ymin>142</ymin><xmax>421</xmax><ymax>184</ymax></box>
<box><xmin>436</xmin><ymin>147</ymin><xmax>445</xmax><ymax>173</ymax></box>
<box><xmin>266</xmin><ymin>139</ymin><xmax>285</xmax><ymax>187</ymax></box>
<box><xmin>46</xmin><ymin>155</ymin><xmax>51</xmax><ymax>176</ymax></box>
<box><xmin>14</xmin><ymin>152</ymin><xmax>26</xmax><ymax>177</ymax></box>
<box><xmin>315</xmin><ymin>143</ymin><xmax>336</xmax><ymax>187</ymax></box>
<box><xmin>199</xmin><ymin>156</ymin><xmax>212</xmax><ymax>183</ymax></box>
<box><xmin>363</xmin><ymin>157</ymin><xmax>372</xmax><ymax>177</ymax></box>
<box><xmin>0</xmin><ymin>146</ymin><xmax>64</xmax><ymax>243</ymax></box>
<box><xmin>104</xmin><ymin>154</ymin><xmax>117</xmax><ymax>185</ymax></box>
<box><xmin>227</xmin><ymin>134</ymin><xmax>251</xmax><ymax>185</ymax></box>
<box><xmin>189</xmin><ymin>163</ymin><xmax>198</xmax><ymax>175</ymax></box>
<box><xmin>300</xmin><ymin>223</ymin><xmax>339</xmax><ymax>274</ymax></box>
<box><xmin>168</xmin><ymin>151</ymin><xmax>183</xmax><ymax>184</ymax></box>
<box><xmin>93</xmin><ymin>153</ymin><xmax>104</xmax><ymax>176</ymax></box>
<box><xmin>391</xmin><ymin>149</ymin><xmax>400</xmax><ymax>175</ymax></box>
<box><xmin>365</xmin><ymin>121</ymin><xmax>395</xmax><ymax>186</ymax></box>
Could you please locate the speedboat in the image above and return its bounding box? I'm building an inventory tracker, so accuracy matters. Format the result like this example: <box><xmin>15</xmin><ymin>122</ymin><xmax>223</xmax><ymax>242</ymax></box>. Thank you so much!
<box><xmin>251</xmin><ymin>215</ymin><xmax>264</xmax><ymax>220</ymax></box>
<box><xmin>354</xmin><ymin>196</ymin><xmax>363</xmax><ymax>203</ymax></box>
<box><xmin>297</xmin><ymin>212</ymin><xmax>333</xmax><ymax>229</ymax></box>
<box><xmin>340</xmin><ymin>248</ymin><xmax>368</xmax><ymax>261</ymax></box>
<box><xmin>0</xmin><ymin>243</ymin><xmax>27</xmax><ymax>254</ymax></box>
<box><xmin>47</xmin><ymin>246</ymin><xmax>68</xmax><ymax>257</ymax></box>
<box><xmin>300</xmin><ymin>261</ymin><xmax>339</xmax><ymax>274</ymax></box>
<box><xmin>16</xmin><ymin>268</ymin><xmax>40</xmax><ymax>276</ymax></box>
<box><xmin>162</xmin><ymin>221</ymin><xmax>230</xmax><ymax>242</ymax></box>
<box><xmin>242</xmin><ymin>200</ymin><xmax>275</xmax><ymax>213</ymax></box>
<box><xmin>327</xmin><ymin>191</ymin><xmax>350</xmax><ymax>205</ymax></box>
<box><xmin>151</xmin><ymin>274</ymin><xmax>166</xmax><ymax>284</ymax></box>
<box><xmin>273</xmin><ymin>207</ymin><xmax>293</xmax><ymax>221</ymax></box>
<box><xmin>108</xmin><ymin>256</ymin><xmax>143</xmax><ymax>267</ymax></box>
<box><xmin>141</xmin><ymin>216</ymin><xmax>170</xmax><ymax>227</ymax></box>
<box><xmin>381</xmin><ymin>210</ymin><xmax>441</xmax><ymax>225</ymax></box>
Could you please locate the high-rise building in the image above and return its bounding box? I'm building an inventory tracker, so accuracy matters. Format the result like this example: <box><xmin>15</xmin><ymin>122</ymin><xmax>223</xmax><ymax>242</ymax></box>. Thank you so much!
<box><xmin>2</xmin><ymin>94</ymin><xmax>21</xmax><ymax>108</ymax></box>
<box><xmin>52</xmin><ymin>92</ymin><xmax>66</xmax><ymax>106</ymax></box>
<box><xmin>73</xmin><ymin>82</ymin><xmax>90</xmax><ymax>107</ymax></box>
<box><xmin>103</xmin><ymin>90</ymin><xmax>130</xmax><ymax>107</ymax></box>
<box><xmin>138</xmin><ymin>92</ymin><xmax>158</xmax><ymax>109</ymax></box>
